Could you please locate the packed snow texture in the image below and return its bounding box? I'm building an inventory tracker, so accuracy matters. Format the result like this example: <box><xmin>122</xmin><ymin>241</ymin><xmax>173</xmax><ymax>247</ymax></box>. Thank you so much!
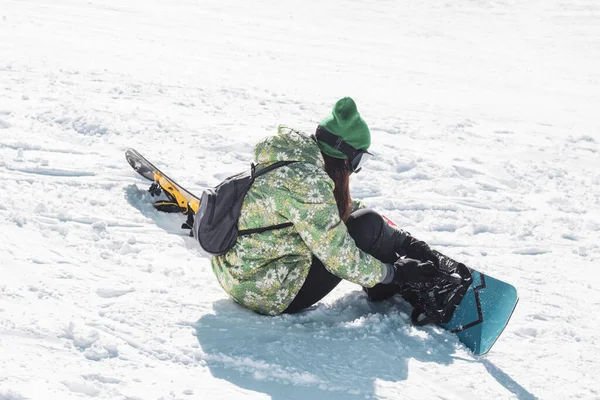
<box><xmin>1</xmin><ymin>0</ymin><xmax>599</xmax><ymax>399</ymax></box>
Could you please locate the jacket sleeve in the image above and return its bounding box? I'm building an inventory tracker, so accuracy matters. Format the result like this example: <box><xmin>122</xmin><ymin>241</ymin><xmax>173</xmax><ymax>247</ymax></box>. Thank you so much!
<box><xmin>279</xmin><ymin>164</ymin><xmax>386</xmax><ymax>288</ymax></box>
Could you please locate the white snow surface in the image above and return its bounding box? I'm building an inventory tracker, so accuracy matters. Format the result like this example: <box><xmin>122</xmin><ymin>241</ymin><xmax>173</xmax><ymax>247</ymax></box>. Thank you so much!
<box><xmin>1</xmin><ymin>0</ymin><xmax>599</xmax><ymax>399</ymax></box>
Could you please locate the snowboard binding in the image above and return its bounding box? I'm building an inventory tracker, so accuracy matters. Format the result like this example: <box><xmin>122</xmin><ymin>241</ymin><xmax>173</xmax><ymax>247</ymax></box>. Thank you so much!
<box><xmin>147</xmin><ymin>180</ymin><xmax>195</xmax><ymax>236</ymax></box>
<box><xmin>148</xmin><ymin>181</ymin><xmax>191</xmax><ymax>214</ymax></box>
<box><xmin>405</xmin><ymin>258</ymin><xmax>473</xmax><ymax>326</ymax></box>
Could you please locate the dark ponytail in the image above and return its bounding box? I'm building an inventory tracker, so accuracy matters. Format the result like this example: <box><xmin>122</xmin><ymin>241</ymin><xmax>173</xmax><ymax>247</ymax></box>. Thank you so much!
<box><xmin>322</xmin><ymin>153</ymin><xmax>352</xmax><ymax>222</ymax></box>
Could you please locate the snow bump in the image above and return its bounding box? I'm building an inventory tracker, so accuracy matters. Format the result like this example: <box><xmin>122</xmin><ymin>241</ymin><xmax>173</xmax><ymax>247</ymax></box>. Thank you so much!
<box><xmin>95</xmin><ymin>288</ymin><xmax>135</xmax><ymax>298</ymax></box>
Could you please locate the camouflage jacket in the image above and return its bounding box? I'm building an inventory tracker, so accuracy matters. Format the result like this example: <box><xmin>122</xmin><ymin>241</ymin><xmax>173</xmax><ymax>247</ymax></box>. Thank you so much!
<box><xmin>211</xmin><ymin>126</ymin><xmax>386</xmax><ymax>315</ymax></box>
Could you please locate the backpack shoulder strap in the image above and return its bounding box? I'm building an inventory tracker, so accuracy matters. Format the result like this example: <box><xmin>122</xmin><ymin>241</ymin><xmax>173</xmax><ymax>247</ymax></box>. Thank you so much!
<box><xmin>236</xmin><ymin>160</ymin><xmax>297</xmax><ymax>238</ymax></box>
<box><xmin>252</xmin><ymin>160</ymin><xmax>296</xmax><ymax>178</ymax></box>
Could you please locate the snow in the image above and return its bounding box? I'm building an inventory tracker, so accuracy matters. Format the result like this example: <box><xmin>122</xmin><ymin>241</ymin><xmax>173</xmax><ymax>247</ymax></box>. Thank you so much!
<box><xmin>1</xmin><ymin>0</ymin><xmax>599</xmax><ymax>398</ymax></box>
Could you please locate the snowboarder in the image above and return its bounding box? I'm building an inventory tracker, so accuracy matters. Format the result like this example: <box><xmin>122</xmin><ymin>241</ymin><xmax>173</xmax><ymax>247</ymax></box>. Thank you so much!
<box><xmin>126</xmin><ymin>96</ymin><xmax>517</xmax><ymax>354</ymax></box>
<box><xmin>210</xmin><ymin>97</ymin><xmax>445</xmax><ymax>316</ymax></box>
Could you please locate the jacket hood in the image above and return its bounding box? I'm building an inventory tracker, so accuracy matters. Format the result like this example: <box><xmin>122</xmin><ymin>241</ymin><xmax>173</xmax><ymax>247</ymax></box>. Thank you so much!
<box><xmin>254</xmin><ymin>125</ymin><xmax>325</xmax><ymax>168</ymax></box>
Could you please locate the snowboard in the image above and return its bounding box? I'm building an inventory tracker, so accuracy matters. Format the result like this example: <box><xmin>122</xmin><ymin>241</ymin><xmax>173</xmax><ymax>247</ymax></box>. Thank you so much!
<box><xmin>384</xmin><ymin>217</ymin><xmax>518</xmax><ymax>355</ymax></box>
<box><xmin>125</xmin><ymin>148</ymin><xmax>201</xmax><ymax>214</ymax></box>
<box><xmin>126</xmin><ymin>149</ymin><xmax>518</xmax><ymax>355</ymax></box>
<box><xmin>440</xmin><ymin>262</ymin><xmax>518</xmax><ymax>355</ymax></box>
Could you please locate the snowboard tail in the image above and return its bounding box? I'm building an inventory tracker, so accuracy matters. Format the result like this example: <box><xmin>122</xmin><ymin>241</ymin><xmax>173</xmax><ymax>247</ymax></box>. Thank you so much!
<box><xmin>385</xmin><ymin>218</ymin><xmax>518</xmax><ymax>355</ymax></box>
<box><xmin>438</xmin><ymin>255</ymin><xmax>519</xmax><ymax>355</ymax></box>
<box><xmin>125</xmin><ymin>148</ymin><xmax>201</xmax><ymax>214</ymax></box>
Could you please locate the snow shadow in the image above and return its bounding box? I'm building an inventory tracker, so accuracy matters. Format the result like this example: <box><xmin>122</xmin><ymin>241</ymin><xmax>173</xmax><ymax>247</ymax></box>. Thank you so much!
<box><xmin>124</xmin><ymin>184</ymin><xmax>189</xmax><ymax>236</ymax></box>
<box><xmin>194</xmin><ymin>293</ymin><xmax>461</xmax><ymax>399</ymax></box>
<box><xmin>480</xmin><ymin>359</ymin><xmax>538</xmax><ymax>400</ymax></box>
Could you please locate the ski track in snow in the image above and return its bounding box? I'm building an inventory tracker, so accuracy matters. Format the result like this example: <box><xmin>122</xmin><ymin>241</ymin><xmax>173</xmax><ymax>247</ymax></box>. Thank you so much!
<box><xmin>1</xmin><ymin>0</ymin><xmax>600</xmax><ymax>399</ymax></box>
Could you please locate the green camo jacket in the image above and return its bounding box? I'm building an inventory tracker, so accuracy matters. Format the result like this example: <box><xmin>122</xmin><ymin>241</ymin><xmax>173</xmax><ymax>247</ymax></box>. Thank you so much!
<box><xmin>211</xmin><ymin>126</ymin><xmax>386</xmax><ymax>315</ymax></box>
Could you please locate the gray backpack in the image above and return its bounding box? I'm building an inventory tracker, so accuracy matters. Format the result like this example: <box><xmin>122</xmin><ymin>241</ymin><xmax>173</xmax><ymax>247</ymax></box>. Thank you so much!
<box><xmin>193</xmin><ymin>161</ymin><xmax>295</xmax><ymax>256</ymax></box>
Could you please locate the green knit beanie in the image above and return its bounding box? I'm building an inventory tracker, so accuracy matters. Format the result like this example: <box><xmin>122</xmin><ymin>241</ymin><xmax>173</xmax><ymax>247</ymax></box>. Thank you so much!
<box><xmin>317</xmin><ymin>97</ymin><xmax>371</xmax><ymax>159</ymax></box>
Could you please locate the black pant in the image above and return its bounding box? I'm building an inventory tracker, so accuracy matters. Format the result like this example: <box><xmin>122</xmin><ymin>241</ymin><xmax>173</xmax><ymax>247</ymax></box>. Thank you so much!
<box><xmin>284</xmin><ymin>209</ymin><xmax>404</xmax><ymax>313</ymax></box>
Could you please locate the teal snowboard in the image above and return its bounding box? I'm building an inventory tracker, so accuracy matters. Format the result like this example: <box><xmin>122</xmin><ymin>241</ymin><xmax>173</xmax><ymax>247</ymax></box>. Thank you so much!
<box><xmin>383</xmin><ymin>216</ymin><xmax>518</xmax><ymax>355</ymax></box>
<box><xmin>440</xmin><ymin>266</ymin><xmax>518</xmax><ymax>355</ymax></box>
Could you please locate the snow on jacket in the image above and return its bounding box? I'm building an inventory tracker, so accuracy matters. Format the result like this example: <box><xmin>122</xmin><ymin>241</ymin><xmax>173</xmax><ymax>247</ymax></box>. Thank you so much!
<box><xmin>211</xmin><ymin>126</ymin><xmax>386</xmax><ymax>315</ymax></box>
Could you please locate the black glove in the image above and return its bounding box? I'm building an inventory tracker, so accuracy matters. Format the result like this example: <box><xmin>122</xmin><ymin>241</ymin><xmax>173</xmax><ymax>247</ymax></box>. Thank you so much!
<box><xmin>402</xmin><ymin>236</ymin><xmax>438</xmax><ymax>267</ymax></box>
<box><xmin>392</xmin><ymin>258</ymin><xmax>439</xmax><ymax>285</ymax></box>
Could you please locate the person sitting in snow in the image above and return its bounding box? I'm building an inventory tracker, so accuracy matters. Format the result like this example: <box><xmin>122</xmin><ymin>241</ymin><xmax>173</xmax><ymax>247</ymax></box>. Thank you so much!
<box><xmin>207</xmin><ymin>97</ymin><xmax>449</xmax><ymax>316</ymax></box>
